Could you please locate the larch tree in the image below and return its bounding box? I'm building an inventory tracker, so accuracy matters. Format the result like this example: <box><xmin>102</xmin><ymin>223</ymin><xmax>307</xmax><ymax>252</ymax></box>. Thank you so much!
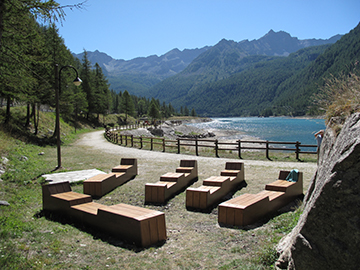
<box><xmin>120</xmin><ymin>90</ymin><xmax>135</xmax><ymax>123</ymax></box>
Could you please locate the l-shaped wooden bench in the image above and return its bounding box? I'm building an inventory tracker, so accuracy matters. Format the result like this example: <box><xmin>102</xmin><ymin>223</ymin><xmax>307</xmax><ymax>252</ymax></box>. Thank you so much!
<box><xmin>218</xmin><ymin>170</ymin><xmax>303</xmax><ymax>227</ymax></box>
<box><xmin>186</xmin><ymin>162</ymin><xmax>244</xmax><ymax>210</ymax></box>
<box><xmin>145</xmin><ymin>160</ymin><xmax>198</xmax><ymax>204</ymax></box>
<box><xmin>83</xmin><ymin>158</ymin><xmax>137</xmax><ymax>197</ymax></box>
<box><xmin>42</xmin><ymin>181</ymin><xmax>166</xmax><ymax>247</ymax></box>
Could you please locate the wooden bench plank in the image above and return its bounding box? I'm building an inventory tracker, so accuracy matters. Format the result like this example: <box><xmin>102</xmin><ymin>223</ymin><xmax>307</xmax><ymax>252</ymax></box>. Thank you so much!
<box><xmin>221</xmin><ymin>170</ymin><xmax>241</xmax><ymax>177</ymax></box>
<box><xmin>71</xmin><ymin>202</ymin><xmax>105</xmax><ymax>215</ymax></box>
<box><xmin>160</xmin><ymin>172</ymin><xmax>185</xmax><ymax>182</ymax></box>
<box><xmin>203</xmin><ymin>176</ymin><xmax>230</xmax><ymax>187</ymax></box>
<box><xmin>176</xmin><ymin>167</ymin><xmax>193</xmax><ymax>173</ymax></box>
<box><xmin>112</xmin><ymin>164</ymin><xmax>132</xmax><ymax>172</ymax></box>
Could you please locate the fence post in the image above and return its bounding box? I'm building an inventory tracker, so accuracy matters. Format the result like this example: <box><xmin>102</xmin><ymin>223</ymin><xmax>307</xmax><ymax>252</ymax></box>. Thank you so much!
<box><xmin>266</xmin><ymin>141</ymin><xmax>270</xmax><ymax>160</ymax></box>
<box><xmin>215</xmin><ymin>139</ymin><xmax>219</xmax><ymax>158</ymax></box>
<box><xmin>177</xmin><ymin>138</ymin><xmax>180</xmax><ymax>154</ymax></box>
<box><xmin>131</xmin><ymin>135</ymin><xmax>134</xmax><ymax>147</ymax></box>
<box><xmin>237</xmin><ymin>140</ymin><xmax>242</xmax><ymax>159</ymax></box>
<box><xmin>195</xmin><ymin>138</ymin><xmax>199</xmax><ymax>156</ymax></box>
<box><xmin>125</xmin><ymin>135</ymin><xmax>128</xmax><ymax>146</ymax></box>
<box><xmin>116</xmin><ymin>133</ymin><xmax>118</xmax><ymax>144</ymax></box>
<box><xmin>162</xmin><ymin>138</ymin><xmax>165</xmax><ymax>152</ymax></box>
<box><xmin>295</xmin><ymin>141</ymin><xmax>300</xmax><ymax>161</ymax></box>
<box><xmin>140</xmin><ymin>136</ymin><xmax>143</xmax><ymax>149</ymax></box>
<box><xmin>120</xmin><ymin>134</ymin><xmax>123</xmax><ymax>145</ymax></box>
<box><xmin>150</xmin><ymin>138</ymin><xmax>153</xmax><ymax>151</ymax></box>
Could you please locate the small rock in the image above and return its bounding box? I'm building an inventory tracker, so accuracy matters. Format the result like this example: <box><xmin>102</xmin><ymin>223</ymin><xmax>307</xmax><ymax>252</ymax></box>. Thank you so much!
<box><xmin>20</xmin><ymin>156</ymin><xmax>28</xmax><ymax>161</ymax></box>
<box><xmin>1</xmin><ymin>157</ymin><xmax>9</xmax><ymax>165</ymax></box>
<box><xmin>0</xmin><ymin>200</ymin><xmax>10</xmax><ymax>206</ymax></box>
<box><xmin>38</xmin><ymin>152</ymin><xmax>45</xmax><ymax>155</ymax></box>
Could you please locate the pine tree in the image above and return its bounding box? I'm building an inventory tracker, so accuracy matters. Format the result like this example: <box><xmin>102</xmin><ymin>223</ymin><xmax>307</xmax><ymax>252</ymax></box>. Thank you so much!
<box><xmin>80</xmin><ymin>50</ymin><xmax>94</xmax><ymax>119</ymax></box>
<box><xmin>120</xmin><ymin>90</ymin><xmax>135</xmax><ymax>123</ymax></box>
<box><xmin>148</xmin><ymin>98</ymin><xmax>161</xmax><ymax>126</ymax></box>
<box><xmin>93</xmin><ymin>63</ymin><xmax>110</xmax><ymax>121</ymax></box>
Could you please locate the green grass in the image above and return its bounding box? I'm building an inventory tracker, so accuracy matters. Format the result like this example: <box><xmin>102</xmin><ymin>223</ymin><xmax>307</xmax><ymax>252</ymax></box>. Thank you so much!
<box><xmin>0</xmin><ymin>107</ymin><xmax>311</xmax><ymax>269</ymax></box>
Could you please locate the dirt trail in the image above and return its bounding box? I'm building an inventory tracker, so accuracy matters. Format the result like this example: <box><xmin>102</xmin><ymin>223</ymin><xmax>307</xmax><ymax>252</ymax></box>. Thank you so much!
<box><xmin>76</xmin><ymin>130</ymin><xmax>317</xmax><ymax>191</ymax></box>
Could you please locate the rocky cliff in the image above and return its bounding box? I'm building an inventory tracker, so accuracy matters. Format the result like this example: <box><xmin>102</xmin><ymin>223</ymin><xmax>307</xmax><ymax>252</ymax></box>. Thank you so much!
<box><xmin>276</xmin><ymin>113</ymin><xmax>360</xmax><ymax>269</ymax></box>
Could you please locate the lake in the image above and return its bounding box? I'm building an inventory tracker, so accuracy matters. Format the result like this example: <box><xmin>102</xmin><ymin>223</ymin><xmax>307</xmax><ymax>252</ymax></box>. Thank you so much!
<box><xmin>187</xmin><ymin>117</ymin><xmax>326</xmax><ymax>145</ymax></box>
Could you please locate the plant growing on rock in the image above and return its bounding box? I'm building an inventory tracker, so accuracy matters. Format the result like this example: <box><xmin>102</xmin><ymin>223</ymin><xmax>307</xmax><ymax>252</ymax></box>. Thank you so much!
<box><xmin>315</xmin><ymin>68</ymin><xmax>360</xmax><ymax>130</ymax></box>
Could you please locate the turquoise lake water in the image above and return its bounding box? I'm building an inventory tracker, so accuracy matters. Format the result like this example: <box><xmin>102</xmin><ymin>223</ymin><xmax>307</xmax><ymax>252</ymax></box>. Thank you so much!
<box><xmin>188</xmin><ymin>117</ymin><xmax>326</xmax><ymax>145</ymax></box>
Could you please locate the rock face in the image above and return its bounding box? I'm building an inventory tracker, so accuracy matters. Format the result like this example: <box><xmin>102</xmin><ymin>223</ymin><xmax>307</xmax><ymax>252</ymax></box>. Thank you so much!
<box><xmin>276</xmin><ymin>113</ymin><xmax>360</xmax><ymax>270</ymax></box>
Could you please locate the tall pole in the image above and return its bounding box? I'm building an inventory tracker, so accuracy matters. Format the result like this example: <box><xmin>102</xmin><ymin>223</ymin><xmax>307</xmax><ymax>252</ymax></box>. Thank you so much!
<box><xmin>55</xmin><ymin>64</ymin><xmax>62</xmax><ymax>170</ymax></box>
<box><xmin>54</xmin><ymin>64</ymin><xmax>82</xmax><ymax>170</ymax></box>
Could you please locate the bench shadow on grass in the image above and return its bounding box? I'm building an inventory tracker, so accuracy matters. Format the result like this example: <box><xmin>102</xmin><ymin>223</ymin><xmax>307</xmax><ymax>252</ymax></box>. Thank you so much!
<box><xmin>218</xmin><ymin>195</ymin><xmax>304</xmax><ymax>231</ymax></box>
<box><xmin>185</xmin><ymin>180</ymin><xmax>248</xmax><ymax>214</ymax></box>
<box><xmin>34</xmin><ymin>210</ymin><xmax>165</xmax><ymax>252</ymax></box>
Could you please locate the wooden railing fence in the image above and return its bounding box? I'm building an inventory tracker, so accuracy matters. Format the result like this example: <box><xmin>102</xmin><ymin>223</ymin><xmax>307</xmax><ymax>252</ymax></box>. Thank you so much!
<box><xmin>104</xmin><ymin>127</ymin><xmax>317</xmax><ymax>161</ymax></box>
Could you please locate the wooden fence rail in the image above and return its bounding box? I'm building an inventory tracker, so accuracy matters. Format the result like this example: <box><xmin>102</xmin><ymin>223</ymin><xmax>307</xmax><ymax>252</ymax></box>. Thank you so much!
<box><xmin>104</xmin><ymin>128</ymin><xmax>318</xmax><ymax>161</ymax></box>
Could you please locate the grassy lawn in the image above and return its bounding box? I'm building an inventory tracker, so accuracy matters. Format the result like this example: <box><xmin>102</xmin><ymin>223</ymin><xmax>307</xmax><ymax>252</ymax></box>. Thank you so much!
<box><xmin>0</xmin><ymin>132</ymin><xmax>307</xmax><ymax>270</ymax></box>
<box><xmin>0</xmin><ymin>109</ymin><xmax>311</xmax><ymax>269</ymax></box>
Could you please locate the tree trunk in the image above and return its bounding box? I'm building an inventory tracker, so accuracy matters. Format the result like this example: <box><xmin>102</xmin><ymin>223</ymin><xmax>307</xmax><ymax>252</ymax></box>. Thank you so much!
<box><xmin>5</xmin><ymin>95</ymin><xmax>11</xmax><ymax>124</ymax></box>
<box><xmin>25</xmin><ymin>103</ymin><xmax>30</xmax><ymax>128</ymax></box>
<box><xmin>33</xmin><ymin>103</ymin><xmax>38</xmax><ymax>135</ymax></box>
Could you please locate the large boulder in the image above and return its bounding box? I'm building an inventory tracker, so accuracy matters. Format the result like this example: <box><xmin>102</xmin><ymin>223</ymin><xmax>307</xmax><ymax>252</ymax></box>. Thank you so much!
<box><xmin>276</xmin><ymin>113</ymin><xmax>360</xmax><ymax>270</ymax></box>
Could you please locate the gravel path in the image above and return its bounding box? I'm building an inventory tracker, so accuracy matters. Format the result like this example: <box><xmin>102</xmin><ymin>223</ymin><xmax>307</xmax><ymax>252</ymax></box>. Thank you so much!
<box><xmin>75</xmin><ymin>130</ymin><xmax>317</xmax><ymax>191</ymax></box>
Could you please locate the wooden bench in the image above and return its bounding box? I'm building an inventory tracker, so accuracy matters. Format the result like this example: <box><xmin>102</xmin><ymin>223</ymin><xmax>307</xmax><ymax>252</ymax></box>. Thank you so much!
<box><xmin>220</xmin><ymin>162</ymin><xmax>245</xmax><ymax>180</ymax></box>
<box><xmin>70</xmin><ymin>203</ymin><xmax>166</xmax><ymax>247</ymax></box>
<box><xmin>218</xmin><ymin>170</ymin><xmax>303</xmax><ymax>226</ymax></box>
<box><xmin>145</xmin><ymin>160</ymin><xmax>198</xmax><ymax>204</ymax></box>
<box><xmin>111</xmin><ymin>158</ymin><xmax>138</xmax><ymax>176</ymax></box>
<box><xmin>42</xmin><ymin>181</ymin><xmax>92</xmax><ymax>215</ymax></box>
<box><xmin>83</xmin><ymin>158</ymin><xmax>137</xmax><ymax>197</ymax></box>
<box><xmin>186</xmin><ymin>162</ymin><xmax>244</xmax><ymax>210</ymax></box>
<box><xmin>42</xmin><ymin>181</ymin><xmax>167</xmax><ymax>247</ymax></box>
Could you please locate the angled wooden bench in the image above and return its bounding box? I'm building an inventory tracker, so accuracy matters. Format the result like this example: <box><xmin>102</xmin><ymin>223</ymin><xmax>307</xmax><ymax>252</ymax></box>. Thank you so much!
<box><xmin>111</xmin><ymin>158</ymin><xmax>138</xmax><ymax>177</ymax></box>
<box><xmin>70</xmin><ymin>202</ymin><xmax>166</xmax><ymax>247</ymax></box>
<box><xmin>145</xmin><ymin>160</ymin><xmax>198</xmax><ymax>204</ymax></box>
<box><xmin>218</xmin><ymin>170</ymin><xmax>303</xmax><ymax>227</ymax></box>
<box><xmin>186</xmin><ymin>162</ymin><xmax>244</xmax><ymax>210</ymax></box>
<box><xmin>83</xmin><ymin>158</ymin><xmax>137</xmax><ymax>197</ymax></box>
<box><xmin>42</xmin><ymin>181</ymin><xmax>92</xmax><ymax>215</ymax></box>
<box><xmin>42</xmin><ymin>181</ymin><xmax>167</xmax><ymax>247</ymax></box>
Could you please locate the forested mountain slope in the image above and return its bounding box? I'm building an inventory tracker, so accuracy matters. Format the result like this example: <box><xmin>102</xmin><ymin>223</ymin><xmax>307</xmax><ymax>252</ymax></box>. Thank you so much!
<box><xmin>176</xmin><ymin>45</ymin><xmax>330</xmax><ymax>116</ymax></box>
<box><xmin>149</xmin><ymin>30</ymin><xmax>341</xmax><ymax>111</ymax></box>
<box><xmin>150</xmin><ymin>25</ymin><xmax>358</xmax><ymax>116</ymax></box>
<box><xmin>271</xmin><ymin>23</ymin><xmax>360</xmax><ymax>116</ymax></box>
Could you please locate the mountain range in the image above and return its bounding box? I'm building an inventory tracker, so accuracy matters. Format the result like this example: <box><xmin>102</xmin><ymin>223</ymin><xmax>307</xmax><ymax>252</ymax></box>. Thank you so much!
<box><xmin>73</xmin><ymin>30</ymin><xmax>341</xmax><ymax>98</ymax></box>
<box><xmin>73</xmin><ymin>25</ymin><xmax>360</xmax><ymax>117</ymax></box>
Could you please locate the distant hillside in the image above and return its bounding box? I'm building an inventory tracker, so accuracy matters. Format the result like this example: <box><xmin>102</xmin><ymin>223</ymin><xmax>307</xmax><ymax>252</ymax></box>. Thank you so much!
<box><xmin>73</xmin><ymin>47</ymin><xmax>209</xmax><ymax>96</ymax></box>
<box><xmin>178</xmin><ymin>45</ymin><xmax>331</xmax><ymax>116</ymax></box>
<box><xmin>151</xmin><ymin>24</ymin><xmax>359</xmax><ymax>117</ymax></box>
<box><xmin>73</xmin><ymin>30</ymin><xmax>340</xmax><ymax>99</ymax></box>
<box><xmin>149</xmin><ymin>30</ymin><xmax>342</xmax><ymax>110</ymax></box>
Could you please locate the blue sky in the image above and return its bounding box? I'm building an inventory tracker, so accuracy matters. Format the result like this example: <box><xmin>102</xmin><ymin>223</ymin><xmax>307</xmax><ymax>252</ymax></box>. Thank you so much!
<box><xmin>55</xmin><ymin>0</ymin><xmax>360</xmax><ymax>60</ymax></box>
